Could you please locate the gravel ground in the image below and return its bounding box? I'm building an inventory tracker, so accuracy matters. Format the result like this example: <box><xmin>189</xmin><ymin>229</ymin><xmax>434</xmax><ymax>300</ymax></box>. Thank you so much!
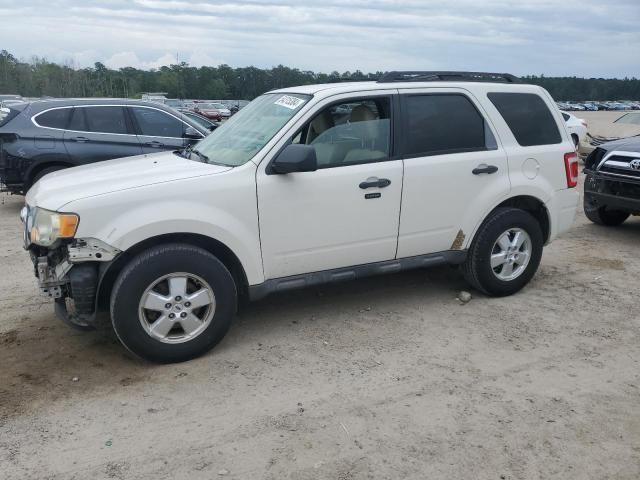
<box><xmin>1</xmin><ymin>180</ymin><xmax>639</xmax><ymax>480</ymax></box>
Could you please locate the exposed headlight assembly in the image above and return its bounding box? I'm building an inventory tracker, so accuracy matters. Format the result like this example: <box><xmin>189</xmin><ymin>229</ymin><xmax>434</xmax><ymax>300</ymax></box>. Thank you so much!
<box><xmin>30</xmin><ymin>208</ymin><xmax>79</xmax><ymax>247</ymax></box>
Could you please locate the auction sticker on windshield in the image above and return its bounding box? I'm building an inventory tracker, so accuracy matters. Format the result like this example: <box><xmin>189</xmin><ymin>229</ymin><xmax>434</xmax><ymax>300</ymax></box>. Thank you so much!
<box><xmin>274</xmin><ymin>95</ymin><xmax>305</xmax><ymax>110</ymax></box>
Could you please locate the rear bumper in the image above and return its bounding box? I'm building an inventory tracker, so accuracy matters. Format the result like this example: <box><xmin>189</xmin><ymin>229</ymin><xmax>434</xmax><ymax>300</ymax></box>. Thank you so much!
<box><xmin>546</xmin><ymin>188</ymin><xmax>579</xmax><ymax>242</ymax></box>
<box><xmin>578</xmin><ymin>141</ymin><xmax>594</xmax><ymax>159</ymax></box>
<box><xmin>0</xmin><ymin>167</ymin><xmax>25</xmax><ymax>193</ymax></box>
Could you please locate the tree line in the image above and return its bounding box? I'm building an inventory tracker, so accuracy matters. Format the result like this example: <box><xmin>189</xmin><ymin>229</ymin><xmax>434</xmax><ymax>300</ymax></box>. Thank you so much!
<box><xmin>1</xmin><ymin>50</ymin><xmax>639</xmax><ymax>101</ymax></box>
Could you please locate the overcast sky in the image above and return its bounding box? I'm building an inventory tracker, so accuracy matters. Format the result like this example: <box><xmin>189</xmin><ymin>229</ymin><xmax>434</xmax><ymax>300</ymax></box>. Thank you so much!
<box><xmin>1</xmin><ymin>0</ymin><xmax>639</xmax><ymax>77</ymax></box>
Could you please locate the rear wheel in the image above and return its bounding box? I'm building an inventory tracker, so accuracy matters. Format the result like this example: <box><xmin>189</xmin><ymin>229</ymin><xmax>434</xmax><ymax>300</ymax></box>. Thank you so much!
<box><xmin>110</xmin><ymin>244</ymin><xmax>237</xmax><ymax>363</ymax></box>
<box><xmin>463</xmin><ymin>208</ymin><xmax>543</xmax><ymax>297</ymax></box>
<box><xmin>584</xmin><ymin>194</ymin><xmax>629</xmax><ymax>226</ymax></box>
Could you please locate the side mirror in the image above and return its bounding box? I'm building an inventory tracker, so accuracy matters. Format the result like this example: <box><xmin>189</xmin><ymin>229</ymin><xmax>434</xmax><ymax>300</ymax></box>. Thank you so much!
<box><xmin>270</xmin><ymin>144</ymin><xmax>318</xmax><ymax>174</ymax></box>
<box><xmin>184</xmin><ymin>127</ymin><xmax>203</xmax><ymax>139</ymax></box>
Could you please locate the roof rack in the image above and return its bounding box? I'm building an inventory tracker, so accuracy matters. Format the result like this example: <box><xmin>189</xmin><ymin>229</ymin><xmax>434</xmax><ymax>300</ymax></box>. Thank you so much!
<box><xmin>377</xmin><ymin>71</ymin><xmax>521</xmax><ymax>84</ymax></box>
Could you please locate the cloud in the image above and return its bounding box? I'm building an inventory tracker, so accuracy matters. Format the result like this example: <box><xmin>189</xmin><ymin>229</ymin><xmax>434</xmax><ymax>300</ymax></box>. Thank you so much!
<box><xmin>1</xmin><ymin>0</ymin><xmax>639</xmax><ymax>77</ymax></box>
<box><xmin>188</xmin><ymin>51</ymin><xmax>219</xmax><ymax>68</ymax></box>
<box><xmin>104</xmin><ymin>52</ymin><xmax>177</xmax><ymax>70</ymax></box>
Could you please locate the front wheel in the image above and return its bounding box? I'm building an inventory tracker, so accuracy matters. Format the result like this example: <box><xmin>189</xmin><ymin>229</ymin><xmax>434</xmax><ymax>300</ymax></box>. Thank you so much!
<box><xmin>462</xmin><ymin>208</ymin><xmax>543</xmax><ymax>297</ymax></box>
<box><xmin>584</xmin><ymin>194</ymin><xmax>629</xmax><ymax>226</ymax></box>
<box><xmin>110</xmin><ymin>244</ymin><xmax>237</xmax><ymax>363</ymax></box>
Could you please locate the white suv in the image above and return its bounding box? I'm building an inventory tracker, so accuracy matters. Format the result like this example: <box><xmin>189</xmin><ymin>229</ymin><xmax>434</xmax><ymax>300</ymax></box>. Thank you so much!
<box><xmin>22</xmin><ymin>72</ymin><xmax>579</xmax><ymax>363</ymax></box>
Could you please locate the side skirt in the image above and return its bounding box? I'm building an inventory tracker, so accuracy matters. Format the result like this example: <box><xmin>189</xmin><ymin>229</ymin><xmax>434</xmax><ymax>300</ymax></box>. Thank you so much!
<box><xmin>249</xmin><ymin>250</ymin><xmax>467</xmax><ymax>301</ymax></box>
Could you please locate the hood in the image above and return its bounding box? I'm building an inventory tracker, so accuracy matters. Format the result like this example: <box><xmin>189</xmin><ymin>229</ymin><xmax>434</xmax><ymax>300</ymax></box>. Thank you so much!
<box><xmin>600</xmin><ymin>136</ymin><xmax>640</xmax><ymax>152</ymax></box>
<box><xmin>26</xmin><ymin>151</ymin><xmax>231</xmax><ymax>211</ymax></box>
<box><xmin>590</xmin><ymin>123</ymin><xmax>640</xmax><ymax>140</ymax></box>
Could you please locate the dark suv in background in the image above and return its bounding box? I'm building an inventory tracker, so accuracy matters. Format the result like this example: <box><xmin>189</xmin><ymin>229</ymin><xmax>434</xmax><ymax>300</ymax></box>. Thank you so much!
<box><xmin>584</xmin><ymin>137</ymin><xmax>640</xmax><ymax>226</ymax></box>
<box><xmin>0</xmin><ymin>99</ymin><xmax>209</xmax><ymax>194</ymax></box>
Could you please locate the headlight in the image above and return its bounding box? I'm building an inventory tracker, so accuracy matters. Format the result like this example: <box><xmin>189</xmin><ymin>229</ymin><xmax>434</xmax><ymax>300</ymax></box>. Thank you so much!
<box><xmin>20</xmin><ymin>206</ymin><xmax>28</xmax><ymax>223</ymax></box>
<box><xmin>30</xmin><ymin>208</ymin><xmax>79</xmax><ymax>247</ymax></box>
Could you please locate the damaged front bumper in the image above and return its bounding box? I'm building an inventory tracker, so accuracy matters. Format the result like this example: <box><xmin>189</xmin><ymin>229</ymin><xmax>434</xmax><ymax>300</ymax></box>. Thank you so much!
<box><xmin>584</xmin><ymin>169</ymin><xmax>640</xmax><ymax>214</ymax></box>
<box><xmin>28</xmin><ymin>238</ymin><xmax>121</xmax><ymax>330</ymax></box>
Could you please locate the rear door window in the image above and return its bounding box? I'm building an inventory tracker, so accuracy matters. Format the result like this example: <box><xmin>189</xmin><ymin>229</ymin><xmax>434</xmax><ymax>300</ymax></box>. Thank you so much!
<box><xmin>130</xmin><ymin>107</ymin><xmax>185</xmax><ymax>138</ymax></box>
<box><xmin>84</xmin><ymin>106</ymin><xmax>129</xmax><ymax>134</ymax></box>
<box><xmin>36</xmin><ymin>108</ymin><xmax>71</xmax><ymax>129</ymax></box>
<box><xmin>401</xmin><ymin>94</ymin><xmax>490</xmax><ymax>157</ymax></box>
<box><xmin>68</xmin><ymin>107</ymin><xmax>87</xmax><ymax>131</ymax></box>
<box><xmin>488</xmin><ymin>92</ymin><xmax>561</xmax><ymax>146</ymax></box>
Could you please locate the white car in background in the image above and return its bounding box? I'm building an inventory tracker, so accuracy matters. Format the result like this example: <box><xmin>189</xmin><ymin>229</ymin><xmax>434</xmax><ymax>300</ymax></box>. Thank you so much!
<box><xmin>561</xmin><ymin>110</ymin><xmax>587</xmax><ymax>149</ymax></box>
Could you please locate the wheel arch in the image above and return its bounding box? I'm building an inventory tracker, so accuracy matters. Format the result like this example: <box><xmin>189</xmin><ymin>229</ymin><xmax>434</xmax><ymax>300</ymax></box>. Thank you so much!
<box><xmin>26</xmin><ymin>160</ymin><xmax>73</xmax><ymax>188</ymax></box>
<box><xmin>468</xmin><ymin>195</ymin><xmax>551</xmax><ymax>248</ymax></box>
<box><xmin>570</xmin><ymin>133</ymin><xmax>579</xmax><ymax>147</ymax></box>
<box><xmin>96</xmin><ymin>232</ymin><xmax>250</xmax><ymax>311</ymax></box>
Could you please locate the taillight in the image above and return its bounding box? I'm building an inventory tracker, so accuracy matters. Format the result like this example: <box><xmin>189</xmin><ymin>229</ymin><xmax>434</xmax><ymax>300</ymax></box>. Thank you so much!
<box><xmin>564</xmin><ymin>152</ymin><xmax>579</xmax><ymax>188</ymax></box>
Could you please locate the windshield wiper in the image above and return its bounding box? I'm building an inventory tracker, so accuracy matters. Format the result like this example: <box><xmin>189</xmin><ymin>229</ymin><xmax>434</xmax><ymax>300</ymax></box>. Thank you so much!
<box><xmin>190</xmin><ymin>148</ymin><xmax>210</xmax><ymax>163</ymax></box>
<box><xmin>180</xmin><ymin>144</ymin><xmax>232</xmax><ymax>167</ymax></box>
<box><xmin>176</xmin><ymin>144</ymin><xmax>206</xmax><ymax>162</ymax></box>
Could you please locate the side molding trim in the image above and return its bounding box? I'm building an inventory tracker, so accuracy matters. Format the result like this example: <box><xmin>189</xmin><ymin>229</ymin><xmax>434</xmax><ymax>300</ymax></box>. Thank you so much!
<box><xmin>249</xmin><ymin>250</ymin><xmax>466</xmax><ymax>300</ymax></box>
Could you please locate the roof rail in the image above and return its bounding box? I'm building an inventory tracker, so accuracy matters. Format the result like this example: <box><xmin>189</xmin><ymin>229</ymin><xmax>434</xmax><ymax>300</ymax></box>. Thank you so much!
<box><xmin>377</xmin><ymin>71</ymin><xmax>521</xmax><ymax>84</ymax></box>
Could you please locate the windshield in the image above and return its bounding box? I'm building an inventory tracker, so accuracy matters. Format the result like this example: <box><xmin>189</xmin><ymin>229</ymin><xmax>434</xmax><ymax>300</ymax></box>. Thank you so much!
<box><xmin>615</xmin><ymin>112</ymin><xmax>640</xmax><ymax>125</ymax></box>
<box><xmin>193</xmin><ymin>93</ymin><xmax>311</xmax><ymax>167</ymax></box>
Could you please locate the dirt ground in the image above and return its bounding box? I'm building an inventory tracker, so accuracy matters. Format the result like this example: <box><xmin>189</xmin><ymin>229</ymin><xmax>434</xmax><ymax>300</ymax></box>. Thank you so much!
<box><xmin>1</xmin><ymin>177</ymin><xmax>639</xmax><ymax>479</ymax></box>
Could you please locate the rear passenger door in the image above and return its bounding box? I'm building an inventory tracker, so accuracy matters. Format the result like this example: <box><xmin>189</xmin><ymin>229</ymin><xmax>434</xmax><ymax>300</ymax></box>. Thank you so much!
<box><xmin>63</xmin><ymin>106</ymin><xmax>142</xmax><ymax>164</ymax></box>
<box><xmin>396</xmin><ymin>89</ymin><xmax>510</xmax><ymax>258</ymax></box>
<box><xmin>486</xmin><ymin>91</ymin><xmax>571</xmax><ymax>192</ymax></box>
<box><xmin>129</xmin><ymin>106</ymin><xmax>199</xmax><ymax>153</ymax></box>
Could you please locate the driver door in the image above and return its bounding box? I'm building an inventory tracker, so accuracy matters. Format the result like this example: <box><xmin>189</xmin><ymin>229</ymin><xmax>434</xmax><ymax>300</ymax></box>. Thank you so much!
<box><xmin>128</xmin><ymin>106</ymin><xmax>201</xmax><ymax>153</ymax></box>
<box><xmin>256</xmin><ymin>94</ymin><xmax>403</xmax><ymax>280</ymax></box>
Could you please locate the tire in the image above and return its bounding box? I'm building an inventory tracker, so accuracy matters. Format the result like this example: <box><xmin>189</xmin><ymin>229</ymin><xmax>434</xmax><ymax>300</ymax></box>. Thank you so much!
<box><xmin>463</xmin><ymin>207</ymin><xmax>543</xmax><ymax>297</ymax></box>
<box><xmin>583</xmin><ymin>194</ymin><xmax>629</xmax><ymax>226</ymax></box>
<box><xmin>32</xmin><ymin>166</ymin><xmax>66</xmax><ymax>186</ymax></box>
<box><xmin>110</xmin><ymin>243</ymin><xmax>237</xmax><ymax>363</ymax></box>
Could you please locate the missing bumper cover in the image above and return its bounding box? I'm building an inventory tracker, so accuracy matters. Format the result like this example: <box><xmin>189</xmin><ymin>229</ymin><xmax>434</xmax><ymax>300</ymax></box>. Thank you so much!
<box><xmin>68</xmin><ymin>238</ymin><xmax>121</xmax><ymax>263</ymax></box>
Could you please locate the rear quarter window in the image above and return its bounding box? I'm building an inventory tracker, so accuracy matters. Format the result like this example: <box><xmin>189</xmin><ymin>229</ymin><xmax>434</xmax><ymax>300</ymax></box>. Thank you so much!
<box><xmin>0</xmin><ymin>107</ymin><xmax>20</xmax><ymax>128</ymax></box>
<box><xmin>35</xmin><ymin>108</ymin><xmax>71</xmax><ymax>129</ymax></box>
<box><xmin>488</xmin><ymin>92</ymin><xmax>561</xmax><ymax>146</ymax></box>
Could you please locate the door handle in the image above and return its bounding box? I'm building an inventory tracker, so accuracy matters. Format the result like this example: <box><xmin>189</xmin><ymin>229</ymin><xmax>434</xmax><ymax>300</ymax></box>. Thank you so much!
<box><xmin>70</xmin><ymin>136</ymin><xmax>89</xmax><ymax>143</ymax></box>
<box><xmin>359</xmin><ymin>177</ymin><xmax>391</xmax><ymax>189</ymax></box>
<box><xmin>472</xmin><ymin>164</ymin><xmax>499</xmax><ymax>175</ymax></box>
<box><xmin>144</xmin><ymin>141</ymin><xmax>164</xmax><ymax>148</ymax></box>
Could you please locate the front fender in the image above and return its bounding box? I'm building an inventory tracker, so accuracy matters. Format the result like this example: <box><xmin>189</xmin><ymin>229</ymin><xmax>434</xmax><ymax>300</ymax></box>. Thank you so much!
<box><xmin>64</xmin><ymin>173</ymin><xmax>264</xmax><ymax>285</ymax></box>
